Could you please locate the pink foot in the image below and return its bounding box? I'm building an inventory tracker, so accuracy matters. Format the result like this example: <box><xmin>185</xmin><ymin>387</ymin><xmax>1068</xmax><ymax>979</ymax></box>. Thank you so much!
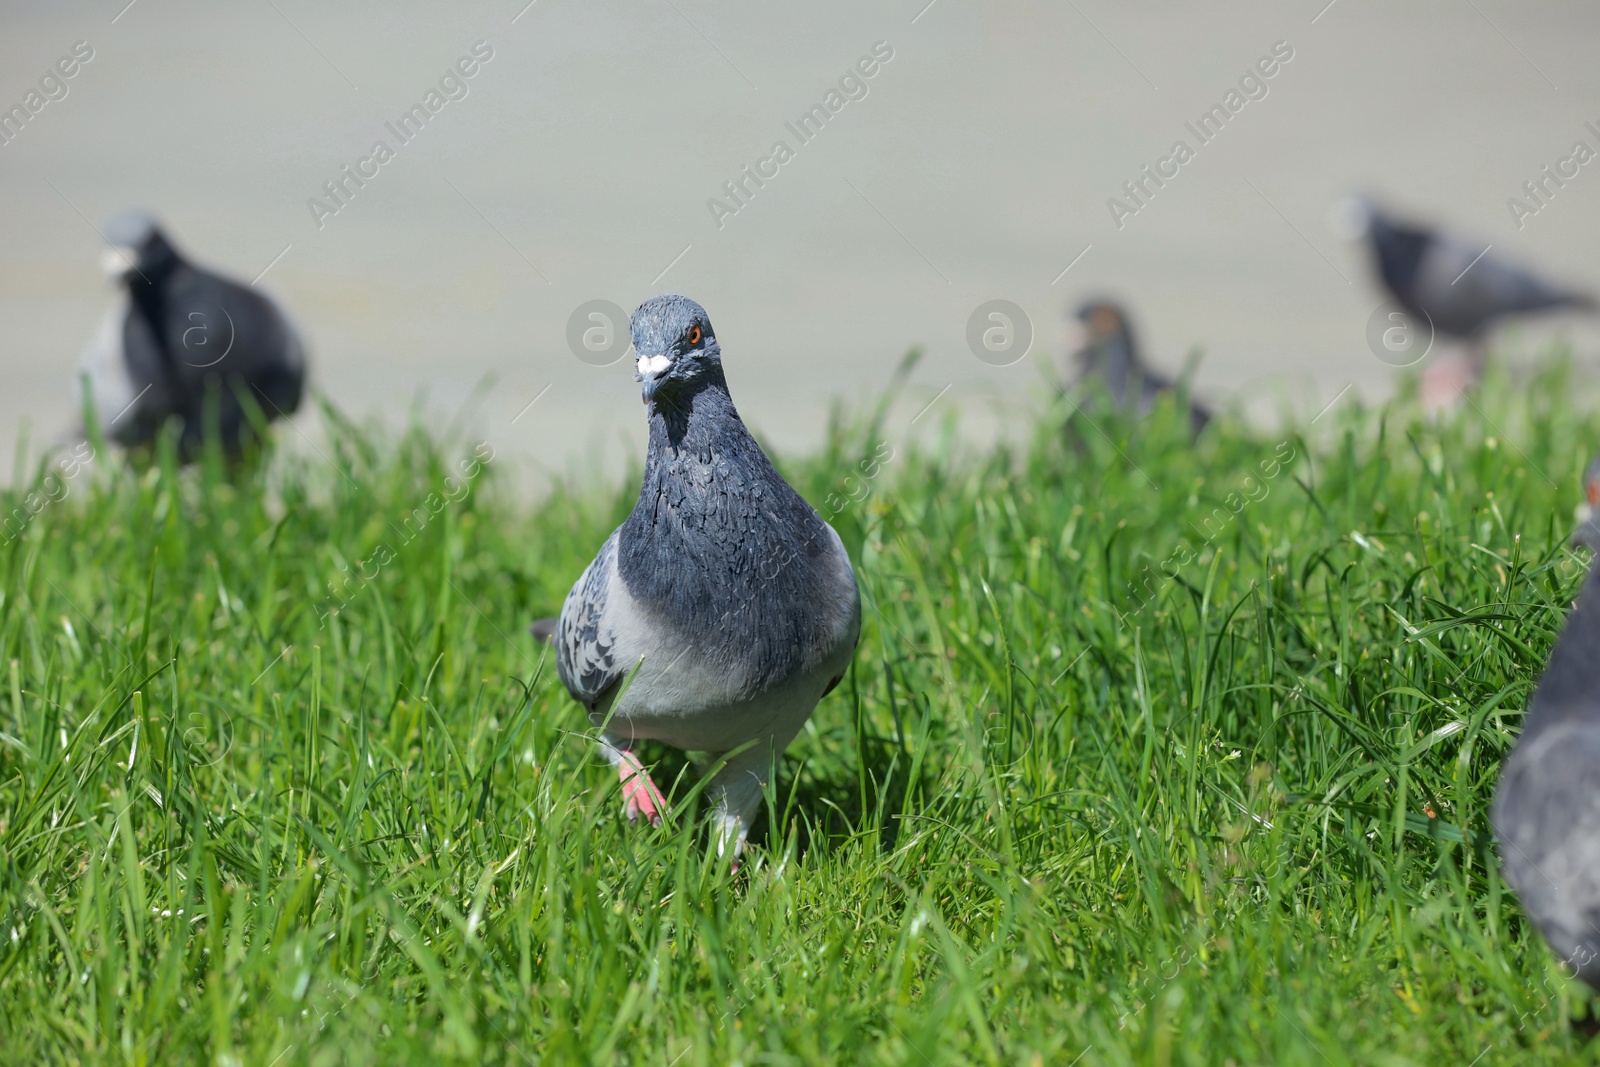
<box><xmin>1421</xmin><ymin>355</ymin><xmax>1478</xmax><ymax>412</ymax></box>
<box><xmin>617</xmin><ymin>750</ymin><xmax>666</xmax><ymax>826</ymax></box>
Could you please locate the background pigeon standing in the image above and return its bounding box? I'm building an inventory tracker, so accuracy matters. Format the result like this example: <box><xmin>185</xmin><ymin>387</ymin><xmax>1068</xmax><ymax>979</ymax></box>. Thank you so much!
<box><xmin>1353</xmin><ymin>198</ymin><xmax>1593</xmax><ymax>408</ymax></box>
<box><xmin>1070</xmin><ymin>300</ymin><xmax>1210</xmax><ymax>435</ymax></box>
<box><xmin>79</xmin><ymin>211</ymin><xmax>307</xmax><ymax>458</ymax></box>
<box><xmin>533</xmin><ymin>294</ymin><xmax>861</xmax><ymax>857</ymax></box>
<box><xmin>1494</xmin><ymin>456</ymin><xmax>1600</xmax><ymax>987</ymax></box>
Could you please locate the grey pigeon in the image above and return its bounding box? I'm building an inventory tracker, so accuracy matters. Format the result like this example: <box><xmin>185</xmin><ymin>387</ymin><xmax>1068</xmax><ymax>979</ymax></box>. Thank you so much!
<box><xmin>1070</xmin><ymin>300</ymin><xmax>1209</xmax><ymax>435</ymax></box>
<box><xmin>533</xmin><ymin>295</ymin><xmax>861</xmax><ymax>857</ymax></box>
<box><xmin>79</xmin><ymin>211</ymin><xmax>307</xmax><ymax>458</ymax></box>
<box><xmin>1355</xmin><ymin>198</ymin><xmax>1593</xmax><ymax>405</ymax></box>
<box><xmin>1493</xmin><ymin>456</ymin><xmax>1600</xmax><ymax>987</ymax></box>
<box><xmin>1359</xmin><ymin>200</ymin><xmax>1593</xmax><ymax>339</ymax></box>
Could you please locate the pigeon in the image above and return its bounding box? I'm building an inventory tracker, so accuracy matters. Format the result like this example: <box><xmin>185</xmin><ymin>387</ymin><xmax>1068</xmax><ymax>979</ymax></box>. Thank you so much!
<box><xmin>1353</xmin><ymin>198</ymin><xmax>1593</xmax><ymax>407</ymax></box>
<box><xmin>1493</xmin><ymin>456</ymin><xmax>1600</xmax><ymax>988</ymax></box>
<box><xmin>532</xmin><ymin>294</ymin><xmax>861</xmax><ymax>857</ymax></box>
<box><xmin>1070</xmin><ymin>300</ymin><xmax>1210</xmax><ymax>435</ymax></box>
<box><xmin>79</xmin><ymin>211</ymin><xmax>307</xmax><ymax>458</ymax></box>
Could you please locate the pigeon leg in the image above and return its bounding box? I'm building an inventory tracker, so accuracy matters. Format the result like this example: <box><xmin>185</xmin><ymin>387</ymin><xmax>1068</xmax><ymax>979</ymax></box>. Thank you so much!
<box><xmin>600</xmin><ymin>739</ymin><xmax>666</xmax><ymax>826</ymax></box>
<box><xmin>1421</xmin><ymin>340</ymin><xmax>1483</xmax><ymax>413</ymax></box>
<box><xmin>706</xmin><ymin>740</ymin><xmax>782</xmax><ymax>859</ymax></box>
<box><xmin>618</xmin><ymin>751</ymin><xmax>666</xmax><ymax>825</ymax></box>
<box><xmin>1464</xmin><ymin>335</ymin><xmax>1487</xmax><ymax>380</ymax></box>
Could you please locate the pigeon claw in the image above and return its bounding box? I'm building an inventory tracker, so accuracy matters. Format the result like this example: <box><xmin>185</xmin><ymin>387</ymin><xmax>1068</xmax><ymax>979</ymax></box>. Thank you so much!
<box><xmin>617</xmin><ymin>752</ymin><xmax>666</xmax><ymax>826</ymax></box>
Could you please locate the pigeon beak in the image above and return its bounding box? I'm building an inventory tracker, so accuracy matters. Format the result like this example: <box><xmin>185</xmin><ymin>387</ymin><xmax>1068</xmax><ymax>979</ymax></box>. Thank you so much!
<box><xmin>100</xmin><ymin>245</ymin><xmax>139</xmax><ymax>280</ymax></box>
<box><xmin>636</xmin><ymin>352</ymin><xmax>672</xmax><ymax>396</ymax></box>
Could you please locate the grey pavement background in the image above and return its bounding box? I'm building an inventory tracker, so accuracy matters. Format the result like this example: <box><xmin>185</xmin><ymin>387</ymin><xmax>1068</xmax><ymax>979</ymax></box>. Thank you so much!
<box><xmin>3</xmin><ymin>1</ymin><xmax>1598</xmax><ymax>490</ymax></box>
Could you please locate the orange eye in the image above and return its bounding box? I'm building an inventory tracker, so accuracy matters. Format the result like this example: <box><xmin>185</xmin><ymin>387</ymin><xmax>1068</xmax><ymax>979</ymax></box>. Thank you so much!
<box><xmin>686</xmin><ymin>325</ymin><xmax>702</xmax><ymax>345</ymax></box>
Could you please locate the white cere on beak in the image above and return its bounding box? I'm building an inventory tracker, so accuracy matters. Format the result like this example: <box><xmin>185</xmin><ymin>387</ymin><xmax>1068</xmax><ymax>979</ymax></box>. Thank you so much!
<box><xmin>637</xmin><ymin>354</ymin><xmax>672</xmax><ymax>377</ymax></box>
<box><xmin>100</xmin><ymin>246</ymin><xmax>138</xmax><ymax>278</ymax></box>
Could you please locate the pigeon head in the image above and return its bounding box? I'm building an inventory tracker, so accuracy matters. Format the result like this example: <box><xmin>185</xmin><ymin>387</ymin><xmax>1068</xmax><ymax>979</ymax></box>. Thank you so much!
<box><xmin>1075</xmin><ymin>300</ymin><xmax>1128</xmax><ymax>341</ymax></box>
<box><xmin>630</xmin><ymin>294</ymin><xmax>720</xmax><ymax>401</ymax></box>
<box><xmin>1575</xmin><ymin>455</ymin><xmax>1600</xmax><ymax>550</ymax></box>
<box><xmin>1072</xmin><ymin>299</ymin><xmax>1139</xmax><ymax>373</ymax></box>
<box><xmin>100</xmin><ymin>210</ymin><xmax>179</xmax><ymax>283</ymax></box>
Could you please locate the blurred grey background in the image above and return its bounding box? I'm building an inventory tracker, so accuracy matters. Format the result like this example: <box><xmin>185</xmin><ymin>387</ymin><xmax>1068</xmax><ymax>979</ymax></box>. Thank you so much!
<box><xmin>3</xmin><ymin>1</ymin><xmax>1599</xmax><ymax>488</ymax></box>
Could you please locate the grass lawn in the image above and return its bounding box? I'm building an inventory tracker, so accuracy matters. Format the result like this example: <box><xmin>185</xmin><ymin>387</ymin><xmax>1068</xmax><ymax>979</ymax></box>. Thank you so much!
<box><xmin>3</xmin><ymin>357</ymin><xmax>1600</xmax><ymax>1065</ymax></box>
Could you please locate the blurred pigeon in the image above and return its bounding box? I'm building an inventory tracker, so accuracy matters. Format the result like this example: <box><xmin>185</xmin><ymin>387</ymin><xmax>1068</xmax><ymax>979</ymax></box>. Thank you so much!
<box><xmin>1494</xmin><ymin>456</ymin><xmax>1600</xmax><ymax>988</ymax></box>
<box><xmin>79</xmin><ymin>211</ymin><xmax>306</xmax><ymax>457</ymax></box>
<box><xmin>532</xmin><ymin>294</ymin><xmax>860</xmax><ymax>857</ymax></box>
<box><xmin>1070</xmin><ymin>300</ymin><xmax>1209</xmax><ymax>435</ymax></box>
<box><xmin>1353</xmin><ymin>198</ymin><xmax>1593</xmax><ymax>407</ymax></box>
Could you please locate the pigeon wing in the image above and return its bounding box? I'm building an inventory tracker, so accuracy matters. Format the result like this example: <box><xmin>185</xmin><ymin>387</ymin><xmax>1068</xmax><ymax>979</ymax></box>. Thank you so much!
<box><xmin>554</xmin><ymin>531</ymin><xmax>625</xmax><ymax>712</ymax></box>
<box><xmin>1421</xmin><ymin>236</ymin><xmax>1591</xmax><ymax>333</ymax></box>
<box><xmin>164</xmin><ymin>266</ymin><xmax>307</xmax><ymax>411</ymax></box>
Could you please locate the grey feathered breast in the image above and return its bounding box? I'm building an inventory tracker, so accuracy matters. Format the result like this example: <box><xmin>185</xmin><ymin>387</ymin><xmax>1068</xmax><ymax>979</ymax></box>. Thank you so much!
<box><xmin>551</xmin><ymin>375</ymin><xmax>859</xmax><ymax>721</ymax></box>
<box><xmin>615</xmin><ymin>381</ymin><xmax>858</xmax><ymax>700</ymax></box>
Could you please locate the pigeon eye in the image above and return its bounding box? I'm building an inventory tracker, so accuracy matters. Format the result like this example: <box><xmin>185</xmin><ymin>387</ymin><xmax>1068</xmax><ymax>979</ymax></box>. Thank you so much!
<box><xmin>686</xmin><ymin>325</ymin><xmax>702</xmax><ymax>345</ymax></box>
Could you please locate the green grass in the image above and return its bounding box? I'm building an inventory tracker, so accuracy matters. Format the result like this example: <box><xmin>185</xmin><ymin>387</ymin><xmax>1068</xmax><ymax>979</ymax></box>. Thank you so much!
<box><xmin>3</xmin><ymin>356</ymin><xmax>1600</xmax><ymax>1065</ymax></box>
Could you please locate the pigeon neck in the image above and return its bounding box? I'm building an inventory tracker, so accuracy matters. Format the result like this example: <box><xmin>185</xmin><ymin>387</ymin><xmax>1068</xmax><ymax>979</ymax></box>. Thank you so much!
<box><xmin>127</xmin><ymin>275</ymin><xmax>170</xmax><ymax>348</ymax></box>
<box><xmin>1084</xmin><ymin>336</ymin><xmax>1137</xmax><ymax>393</ymax></box>
<box><xmin>128</xmin><ymin>239</ymin><xmax>181</xmax><ymax>289</ymax></box>
<box><xmin>125</xmin><ymin>244</ymin><xmax>184</xmax><ymax>331</ymax></box>
<box><xmin>125</xmin><ymin>258</ymin><xmax>192</xmax><ymax>415</ymax></box>
<box><xmin>1370</xmin><ymin>222</ymin><xmax>1428</xmax><ymax>293</ymax></box>
<box><xmin>1523</xmin><ymin>560</ymin><xmax>1600</xmax><ymax>739</ymax></box>
<box><xmin>643</xmin><ymin>367</ymin><xmax>743</xmax><ymax>454</ymax></box>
